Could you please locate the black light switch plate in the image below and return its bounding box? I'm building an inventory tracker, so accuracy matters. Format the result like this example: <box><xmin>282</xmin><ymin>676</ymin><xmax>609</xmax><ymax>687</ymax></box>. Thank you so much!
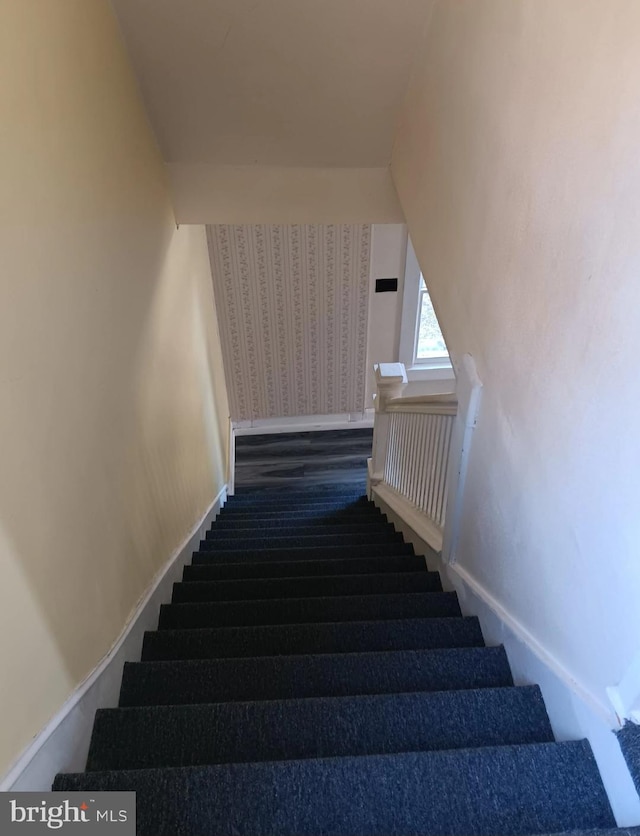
<box><xmin>375</xmin><ymin>278</ymin><xmax>398</xmax><ymax>293</ymax></box>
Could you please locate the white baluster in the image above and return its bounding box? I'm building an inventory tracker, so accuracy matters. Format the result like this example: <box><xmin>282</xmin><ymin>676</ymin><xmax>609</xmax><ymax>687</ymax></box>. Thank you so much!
<box><xmin>369</xmin><ymin>363</ymin><xmax>407</xmax><ymax>496</ymax></box>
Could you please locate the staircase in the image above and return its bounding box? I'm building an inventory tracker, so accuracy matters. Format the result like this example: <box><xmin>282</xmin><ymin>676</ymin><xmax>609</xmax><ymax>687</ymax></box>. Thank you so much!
<box><xmin>54</xmin><ymin>487</ymin><xmax>624</xmax><ymax>835</ymax></box>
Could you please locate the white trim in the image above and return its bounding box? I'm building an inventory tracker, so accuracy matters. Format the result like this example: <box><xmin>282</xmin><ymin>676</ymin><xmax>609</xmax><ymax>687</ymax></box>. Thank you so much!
<box><xmin>442</xmin><ymin>353</ymin><xmax>482</xmax><ymax>565</ymax></box>
<box><xmin>0</xmin><ymin>485</ymin><xmax>227</xmax><ymax>792</ymax></box>
<box><xmin>451</xmin><ymin>563</ymin><xmax>616</xmax><ymax>726</ymax></box>
<box><xmin>372</xmin><ymin>483</ymin><xmax>443</xmax><ymax>553</ymax></box>
<box><xmin>233</xmin><ymin>412</ymin><xmax>374</xmax><ymax>436</ymax></box>
<box><xmin>228</xmin><ymin>418</ymin><xmax>236</xmax><ymax>496</ymax></box>
<box><xmin>447</xmin><ymin>563</ymin><xmax>640</xmax><ymax>826</ymax></box>
<box><xmin>369</xmin><ymin>493</ymin><xmax>640</xmax><ymax>825</ymax></box>
<box><xmin>405</xmin><ymin>365</ymin><xmax>455</xmax><ymax>383</ymax></box>
<box><xmin>369</xmin><ymin>484</ymin><xmax>615</xmax><ymax>722</ymax></box>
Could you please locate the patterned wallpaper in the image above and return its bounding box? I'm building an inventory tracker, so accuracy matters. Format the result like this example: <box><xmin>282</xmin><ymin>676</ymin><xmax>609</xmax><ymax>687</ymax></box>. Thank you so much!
<box><xmin>207</xmin><ymin>225</ymin><xmax>371</xmax><ymax>421</ymax></box>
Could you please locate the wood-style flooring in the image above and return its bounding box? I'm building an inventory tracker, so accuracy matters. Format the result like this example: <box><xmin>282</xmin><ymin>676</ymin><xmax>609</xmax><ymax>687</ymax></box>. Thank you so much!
<box><xmin>234</xmin><ymin>428</ymin><xmax>373</xmax><ymax>491</ymax></box>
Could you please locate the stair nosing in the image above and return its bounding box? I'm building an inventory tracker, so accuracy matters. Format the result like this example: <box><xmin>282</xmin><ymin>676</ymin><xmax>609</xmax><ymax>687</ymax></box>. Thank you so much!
<box><xmin>97</xmin><ymin>683</ymin><xmax>544</xmax><ymax>716</ymax></box>
<box><xmin>125</xmin><ymin>644</ymin><xmax>507</xmax><ymax>669</ymax></box>
<box><xmin>175</xmin><ymin>570</ymin><xmax>434</xmax><ymax>587</ymax></box>
<box><xmin>161</xmin><ymin>590</ymin><xmax>458</xmax><ymax>610</ymax></box>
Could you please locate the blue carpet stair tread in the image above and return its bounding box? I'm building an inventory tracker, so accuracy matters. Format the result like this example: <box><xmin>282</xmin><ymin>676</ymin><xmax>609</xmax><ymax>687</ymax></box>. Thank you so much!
<box><xmin>54</xmin><ymin>743</ymin><xmax>615</xmax><ymax>836</ymax></box>
<box><xmin>221</xmin><ymin>494</ymin><xmax>378</xmax><ymax>506</ymax></box>
<box><xmin>141</xmin><ymin>616</ymin><xmax>485</xmax><ymax>660</ymax></box>
<box><xmin>119</xmin><ymin>646</ymin><xmax>513</xmax><ymax>706</ymax></box>
<box><xmin>217</xmin><ymin>506</ymin><xmax>384</xmax><ymax>520</ymax></box>
<box><xmin>87</xmin><ymin>686</ymin><xmax>553</xmax><ymax>771</ymax></box>
<box><xmin>182</xmin><ymin>554</ymin><xmax>427</xmax><ymax>581</ymax></box>
<box><xmin>171</xmin><ymin>571</ymin><xmax>441</xmax><ymax>603</ymax></box>
<box><xmin>198</xmin><ymin>531</ymin><xmax>403</xmax><ymax>551</ymax></box>
<box><xmin>211</xmin><ymin>514</ymin><xmax>388</xmax><ymax>529</ymax></box>
<box><xmin>206</xmin><ymin>522</ymin><xmax>395</xmax><ymax>538</ymax></box>
<box><xmin>617</xmin><ymin>722</ymin><xmax>640</xmax><ymax>796</ymax></box>
<box><xmin>192</xmin><ymin>541</ymin><xmax>415</xmax><ymax>562</ymax></box>
<box><xmin>158</xmin><ymin>591</ymin><xmax>461</xmax><ymax>629</ymax></box>
<box><xmin>219</xmin><ymin>499</ymin><xmax>374</xmax><ymax>514</ymax></box>
<box><xmin>53</xmin><ymin>487</ymin><xmax>622</xmax><ymax>834</ymax></box>
<box><xmin>230</xmin><ymin>484</ymin><xmax>368</xmax><ymax>496</ymax></box>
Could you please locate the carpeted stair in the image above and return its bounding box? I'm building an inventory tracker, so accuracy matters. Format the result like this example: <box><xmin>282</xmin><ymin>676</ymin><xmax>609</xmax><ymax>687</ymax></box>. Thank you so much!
<box><xmin>618</xmin><ymin>722</ymin><xmax>640</xmax><ymax>796</ymax></box>
<box><xmin>54</xmin><ymin>486</ymin><xmax>624</xmax><ymax>835</ymax></box>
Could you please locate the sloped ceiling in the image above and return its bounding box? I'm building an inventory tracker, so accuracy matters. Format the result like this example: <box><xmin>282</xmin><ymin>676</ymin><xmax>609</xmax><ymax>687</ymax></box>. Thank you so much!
<box><xmin>110</xmin><ymin>0</ymin><xmax>434</xmax><ymax>167</ymax></box>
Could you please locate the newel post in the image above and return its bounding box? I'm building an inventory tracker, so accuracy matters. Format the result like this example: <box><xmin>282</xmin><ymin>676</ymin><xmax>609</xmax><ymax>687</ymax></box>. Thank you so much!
<box><xmin>367</xmin><ymin>363</ymin><xmax>408</xmax><ymax>499</ymax></box>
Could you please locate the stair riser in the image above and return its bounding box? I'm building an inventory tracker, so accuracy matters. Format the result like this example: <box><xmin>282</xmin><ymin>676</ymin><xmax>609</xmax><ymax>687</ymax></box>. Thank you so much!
<box><xmin>141</xmin><ymin>617</ymin><xmax>485</xmax><ymax>661</ymax></box>
<box><xmin>217</xmin><ymin>508</ymin><xmax>382</xmax><ymax>521</ymax></box>
<box><xmin>232</xmin><ymin>486</ymin><xmax>367</xmax><ymax>496</ymax></box>
<box><xmin>158</xmin><ymin>592</ymin><xmax>461</xmax><ymax>630</ymax></box>
<box><xmin>87</xmin><ymin>686</ymin><xmax>553</xmax><ymax>771</ymax></box>
<box><xmin>182</xmin><ymin>556</ymin><xmax>427</xmax><ymax>581</ymax></box>
<box><xmin>54</xmin><ymin>743</ymin><xmax>617</xmax><ymax>836</ymax></box>
<box><xmin>198</xmin><ymin>532</ymin><xmax>404</xmax><ymax>551</ymax></box>
<box><xmin>171</xmin><ymin>573</ymin><xmax>441</xmax><ymax>604</ymax></box>
<box><xmin>211</xmin><ymin>515</ymin><xmax>386</xmax><ymax>530</ymax></box>
<box><xmin>192</xmin><ymin>543</ymin><xmax>415</xmax><ymax>564</ymax></box>
<box><xmin>119</xmin><ymin>647</ymin><xmax>513</xmax><ymax>707</ymax></box>
<box><xmin>226</xmin><ymin>487</ymin><xmax>370</xmax><ymax>506</ymax></box>
<box><xmin>222</xmin><ymin>500</ymin><xmax>371</xmax><ymax>514</ymax></box>
<box><xmin>206</xmin><ymin>524</ymin><xmax>394</xmax><ymax>539</ymax></box>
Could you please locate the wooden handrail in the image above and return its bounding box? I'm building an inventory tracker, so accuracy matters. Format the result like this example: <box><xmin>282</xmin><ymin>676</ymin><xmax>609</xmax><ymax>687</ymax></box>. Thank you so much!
<box><xmin>387</xmin><ymin>393</ymin><xmax>457</xmax><ymax>415</ymax></box>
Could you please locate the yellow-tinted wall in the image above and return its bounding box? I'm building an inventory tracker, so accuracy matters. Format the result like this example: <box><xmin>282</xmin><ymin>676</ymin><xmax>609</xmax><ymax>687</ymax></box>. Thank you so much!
<box><xmin>0</xmin><ymin>1</ymin><xmax>229</xmax><ymax>774</ymax></box>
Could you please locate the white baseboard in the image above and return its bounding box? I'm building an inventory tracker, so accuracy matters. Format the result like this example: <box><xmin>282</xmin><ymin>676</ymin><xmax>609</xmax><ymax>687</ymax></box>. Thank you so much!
<box><xmin>0</xmin><ymin>485</ymin><xmax>227</xmax><ymax>792</ymax></box>
<box><xmin>371</xmin><ymin>494</ymin><xmax>640</xmax><ymax>827</ymax></box>
<box><xmin>233</xmin><ymin>411</ymin><xmax>374</xmax><ymax>436</ymax></box>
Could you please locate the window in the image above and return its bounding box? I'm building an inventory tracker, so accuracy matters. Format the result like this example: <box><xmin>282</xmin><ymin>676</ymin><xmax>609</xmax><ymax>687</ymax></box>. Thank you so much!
<box><xmin>416</xmin><ymin>275</ymin><xmax>449</xmax><ymax>363</ymax></box>
<box><xmin>399</xmin><ymin>237</ymin><xmax>452</xmax><ymax>380</ymax></box>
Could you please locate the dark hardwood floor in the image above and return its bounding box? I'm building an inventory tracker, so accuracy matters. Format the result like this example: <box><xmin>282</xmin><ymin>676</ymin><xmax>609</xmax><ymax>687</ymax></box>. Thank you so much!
<box><xmin>234</xmin><ymin>428</ymin><xmax>373</xmax><ymax>491</ymax></box>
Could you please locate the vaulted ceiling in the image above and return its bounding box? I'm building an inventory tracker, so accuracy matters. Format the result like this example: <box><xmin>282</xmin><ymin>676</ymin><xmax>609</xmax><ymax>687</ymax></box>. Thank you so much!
<box><xmin>111</xmin><ymin>0</ymin><xmax>433</xmax><ymax>168</ymax></box>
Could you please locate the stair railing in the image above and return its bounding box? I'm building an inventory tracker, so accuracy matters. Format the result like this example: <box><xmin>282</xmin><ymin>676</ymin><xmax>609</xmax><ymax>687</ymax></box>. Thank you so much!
<box><xmin>368</xmin><ymin>356</ymin><xmax>482</xmax><ymax>557</ymax></box>
<box><xmin>368</xmin><ymin>363</ymin><xmax>459</xmax><ymax>553</ymax></box>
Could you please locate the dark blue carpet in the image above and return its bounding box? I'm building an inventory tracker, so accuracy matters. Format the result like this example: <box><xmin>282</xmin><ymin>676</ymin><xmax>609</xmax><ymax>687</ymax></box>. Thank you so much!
<box><xmin>53</xmin><ymin>487</ymin><xmax>620</xmax><ymax>834</ymax></box>
<box><xmin>119</xmin><ymin>646</ymin><xmax>514</xmax><ymax>706</ymax></box>
<box><xmin>217</xmin><ymin>506</ymin><xmax>383</xmax><ymax>520</ymax></box>
<box><xmin>211</xmin><ymin>514</ymin><xmax>387</xmax><ymax>530</ymax></box>
<box><xmin>223</xmin><ymin>496</ymin><xmax>369</xmax><ymax>509</ymax></box>
<box><xmin>182</xmin><ymin>554</ymin><xmax>427</xmax><ymax>581</ymax></box>
<box><xmin>617</xmin><ymin>722</ymin><xmax>640</xmax><ymax>795</ymax></box>
<box><xmin>87</xmin><ymin>686</ymin><xmax>553</xmax><ymax>770</ymax></box>
<box><xmin>55</xmin><ymin>744</ymin><xmax>614</xmax><ymax>836</ymax></box>
<box><xmin>192</xmin><ymin>541</ymin><xmax>415</xmax><ymax>562</ymax></box>
<box><xmin>207</xmin><ymin>521</ymin><xmax>395</xmax><ymax>538</ymax></box>
<box><xmin>158</xmin><ymin>591</ymin><xmax>462</xmax><ymax>629</ymax></box>
<box><xmin>170</xmin><ymin>571</ymin><xmax>442</xmax><ymax>603</ymax></box>
<box><xmin>198</xmin><ymin>531</ymin><xmax>403</xmax><ymax>551</ymax></box>
<box><xmin>141</xmin><ymin>616</ymin><xmax>486</xmax><ymax>660</ymax></box>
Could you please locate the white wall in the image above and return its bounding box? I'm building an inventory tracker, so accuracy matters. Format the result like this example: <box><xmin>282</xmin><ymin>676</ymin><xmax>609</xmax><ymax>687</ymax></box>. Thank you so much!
<box><xmin>392</xmin><ymin>0</ymin><xmax>640</xmax><ymax>792</ymax></box>
<box><xmin>365</xmin><ymin>225</ymin><xmax>455</xmax><ymax>407</ymax></box>
<box><xmin>168</xmin><ymin>165</ymin><xmax>404</xmax><ymax>225</ymax></box>
<box><xmin>111</xmin><ymin>0</ymin><xmax>434</xmax><ymax>168</ymax></box>
<box><xmin>364</xmin><ymin>225</ymin><xmax>408</xmax><ymax>407</ymax></box>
